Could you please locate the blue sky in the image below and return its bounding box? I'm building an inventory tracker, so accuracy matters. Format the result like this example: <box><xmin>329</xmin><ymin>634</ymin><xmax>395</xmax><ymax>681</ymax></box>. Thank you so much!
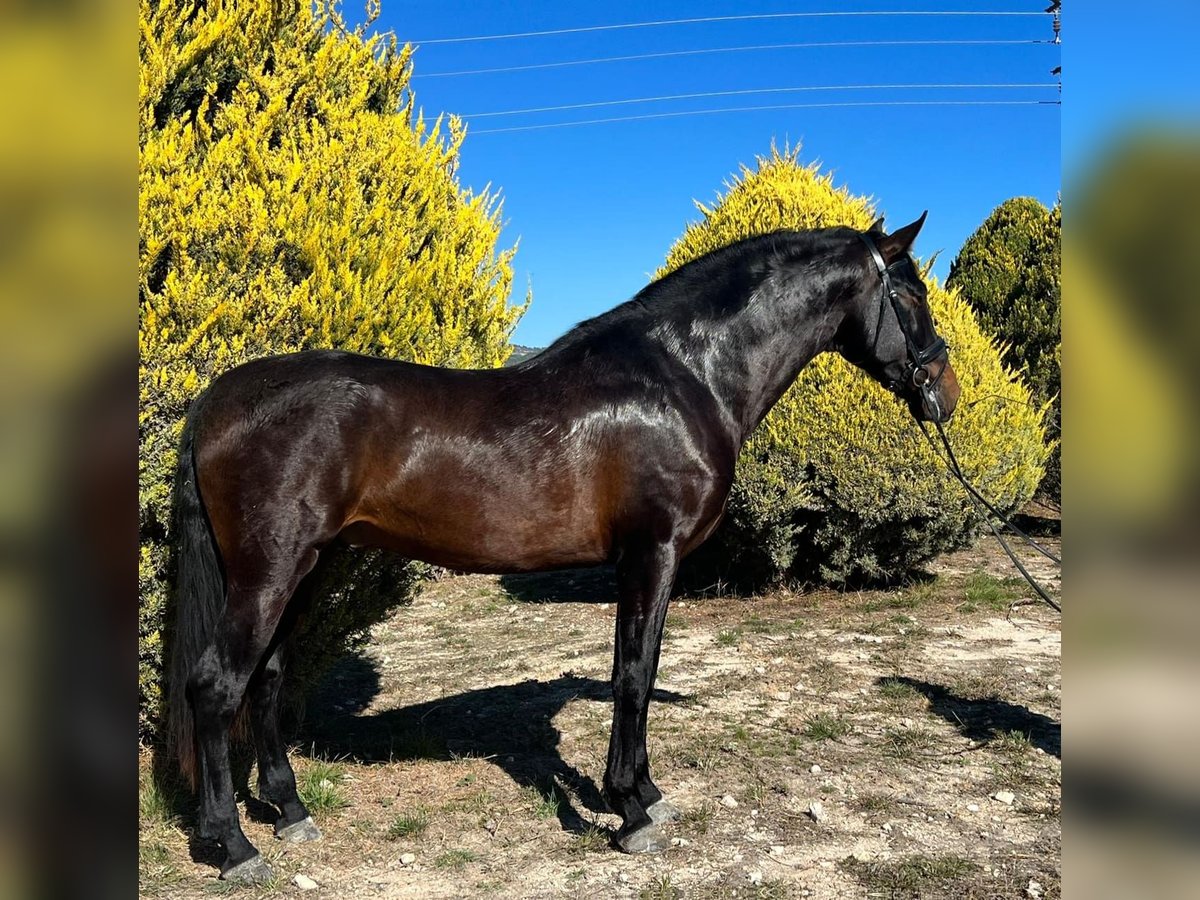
<box><xmin>371</xmin><ymin>2</ymin><xmax>1062</xmax><ymax>347</ymax></box>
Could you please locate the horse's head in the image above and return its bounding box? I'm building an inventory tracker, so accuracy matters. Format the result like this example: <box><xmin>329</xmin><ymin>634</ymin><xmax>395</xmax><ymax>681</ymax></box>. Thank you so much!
<box><xmin>836</xmin><ymin>212</ymin><xmax>960</xmax><ymax>423</ymax></box>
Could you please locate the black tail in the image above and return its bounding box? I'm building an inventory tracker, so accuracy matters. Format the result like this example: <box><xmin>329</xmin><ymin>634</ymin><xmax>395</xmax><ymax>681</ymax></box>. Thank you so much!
<box><xmin>167</xmin><ymin>414</ymin><xmax>225</xmax><ymax>788</ymax></box>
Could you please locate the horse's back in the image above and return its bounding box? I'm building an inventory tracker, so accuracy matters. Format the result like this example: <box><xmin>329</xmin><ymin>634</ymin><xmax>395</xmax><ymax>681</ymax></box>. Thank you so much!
<box><xmin>188</xmin><ymin>347</ymin><xmax>732</xmax><ymax>573</ymax></box>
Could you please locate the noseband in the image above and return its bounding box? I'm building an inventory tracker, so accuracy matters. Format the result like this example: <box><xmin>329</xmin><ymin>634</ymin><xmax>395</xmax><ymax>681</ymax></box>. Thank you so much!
<box><xmin>858</xmin><ymin>232</ymin><xmax>949</xmax><ymax>416</ymax></box>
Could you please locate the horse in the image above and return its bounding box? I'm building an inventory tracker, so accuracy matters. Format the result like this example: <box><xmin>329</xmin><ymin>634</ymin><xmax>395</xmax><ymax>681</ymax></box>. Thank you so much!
<box><xmin>167</xmin><ymin>212</ymin><xmax>959</xmax><ymax>882</ymax></box>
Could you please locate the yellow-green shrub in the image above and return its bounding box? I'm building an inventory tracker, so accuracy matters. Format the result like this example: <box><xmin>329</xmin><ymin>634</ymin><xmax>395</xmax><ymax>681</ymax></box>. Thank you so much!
<box><xmin>948</xmin><ymin>198</ymin><xmax>1061</xmax><ymax>499</ymax></box>
<box><xmin>665</xmin><ymin>148</ymin><xmax>1048</xmax><ymax>587</ymax></box>
<box><xmin>139</xmin><ymin>0</ymin><xmax>524</xmax><ymax>734</ymax></box>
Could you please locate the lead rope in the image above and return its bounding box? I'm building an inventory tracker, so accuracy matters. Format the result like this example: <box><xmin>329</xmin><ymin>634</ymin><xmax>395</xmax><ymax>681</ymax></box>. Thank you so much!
<box><xmin>916</xmin><ymin>420</ymin><xmax>1061</xmax><ymax>613</ymax></box>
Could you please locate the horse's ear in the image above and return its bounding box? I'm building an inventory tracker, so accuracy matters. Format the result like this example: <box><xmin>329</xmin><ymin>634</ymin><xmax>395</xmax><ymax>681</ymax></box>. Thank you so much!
<box><xmin>868</xmin><ymin>216</ymin><xmax>886</xmax><ymax>234</ymax></box>
<box><xmin>878</xmin><ymin>210</ymin><xmax>927</xmax><ymax>263</ymax></box>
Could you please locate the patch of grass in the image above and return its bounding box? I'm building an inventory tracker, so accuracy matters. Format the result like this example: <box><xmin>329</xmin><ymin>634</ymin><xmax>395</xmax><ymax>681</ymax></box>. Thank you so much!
<box><xmin>523</xmin><ymin>784</ymin><xmax>562</xmax><ymax>820</ymax></box>
<box><xmin>742</xmin><ymin>614</ymin><xmax>782</xmax><ymax>634</ymax></box>
<box><xmin>567</xmin><ymin>824</ymin><xmax>610</xmax><ymax>855</ymax></box>
<box><xmin>139</xmin><ymin>839</ymin><xmax>183</xmax><ymax>889</ymax></box>
<box><xmin>958</xmin><ymin>570</ymin><xmax>1024</xmax><ymax>613</ymax></box>
<box><xmin>852</xmin><ymin>792</ymin><xmax>896</xmax><ymax>815</ymax></box>
<box><xmin>664</xmin><ymin>613</ymin><xmax>688</xmax><ymax>638</ymax></box>
<box><xmin>639</xmin><ymin>874</ymin><xmax>681</xmax><ymax>900</ymax></box>
<box><xmin>877</xmin><ymin>677</ymin><xmax>921</xmax><ymax>703</ymax></box>
<box><xmin>298</xmin><ymin>759</ymin><xmax>349</xmax><ymax>816</ymax></box>
<box><xmin>139</xmin><ymin>773</ymin><xmax>180</xmax><ymax>826</ymax></box>
<box><xmin>842</xmin><ymin>853</ymin><xmax>980</xmax><ymax>896</ymax></box>
<box><xmin>995</xmin><ymin>729</ymin><xmax>1034</xmax><ymax>755</ymax></box>
<box><xmin>806</xmin><ymin>658</ymin><xmax>843</xmax><ymax>690</ymax></box>
<box><xmin>803</xmin><ymin>712</ymin><xmax>851</xmax><ymax>741</ymax></box>
<box><xmin>386</xmin><ymin>806</ymin><xmax>431</xmax><ymax>840</ymax></box>
<box><xmin>715</xmin><ymin>628</ymin><xmax>743</xmax><ymax>647</ymax></box>
<box><xmin>882</xmin><ymin>726</ymin><xmax>937</xmax><ymax>760</ymax></box>
<box><xmin>862</xmin><ymin>578</ymin><xmax>943</xmax><ymax>612</ymax></box>
<box><xmin>680</xmin><ymin>802</ymin><xmax>713</xmax><ymax>835</ymax></box>
<box><xmin>434</xmin><ymin>848</ymin><xmax>478</xmax><ymax>870</ymax></box>
<box><xmin>952</xmin><ymin>670</ymin><xmax>1007</xmax><ymax>701</ymax></box>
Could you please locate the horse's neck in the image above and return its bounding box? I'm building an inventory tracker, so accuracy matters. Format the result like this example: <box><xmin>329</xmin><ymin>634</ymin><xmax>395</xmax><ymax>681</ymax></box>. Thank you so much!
<box><xmin>670</xmin><ymin>269</ymin><xmax>846</xmax><ymax>447</ymax></box>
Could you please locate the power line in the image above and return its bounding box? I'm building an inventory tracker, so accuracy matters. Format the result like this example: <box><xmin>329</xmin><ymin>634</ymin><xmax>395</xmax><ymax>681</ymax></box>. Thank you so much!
<box><xmin>462</xmin><ymin>83</ymin><xmax>1059</xmax><ymax>119</ymax></box>
<box><xmin>468</xmin><ymin>100</ymin><xmax>1060</xmax><ymax>136</ymax></box>
<box><xmin>411</xmin><ymin>11</ymin><xmax>1051</xmax><ymax>45</ymax></box>
<box><xmin>416</xmin><ymin>39</ymin><xmax>1050</xmax><ymax>79</ymax></box>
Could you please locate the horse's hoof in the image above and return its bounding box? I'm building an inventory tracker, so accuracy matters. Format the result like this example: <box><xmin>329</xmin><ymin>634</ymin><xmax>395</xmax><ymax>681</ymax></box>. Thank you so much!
<box><xmin>275</xmin><ymin>816</ymin><xmax>322</xmax><ymax>843</ymax></box>
<box><xmin>647</xmin><ymin>799</ymin><xmax>682</xmax><ymax>825</ymax></box>
<box><xmin>221</xmin><ymin>854</ymin><xmax>274</xmax><ymax>884</ymax></box>
<box><xmin>616</xmin><ymin>823</ymin><xmax>670</xmax><ymax>854</ymax></box>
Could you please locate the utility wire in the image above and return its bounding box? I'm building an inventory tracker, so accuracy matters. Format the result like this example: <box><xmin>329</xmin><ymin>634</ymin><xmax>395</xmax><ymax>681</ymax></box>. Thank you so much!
<box><xmin>469</xmin><ymin>99</ymin><xmax>1060</xmax><ymax>135</ymax></box>
<box><xmin>416</xmin><ymin>39</ymin><xmax>1050</xmax><ymax>78</ymax></box>
<box><xmin>412</xmin><ymin>11</ymin><xmax>1051</xmax><ymax>45</ymax></box>
<box><xmin>463</xmin><ymin>83</ymin><xmax>1059</xmax><ymax>119</ymax></box>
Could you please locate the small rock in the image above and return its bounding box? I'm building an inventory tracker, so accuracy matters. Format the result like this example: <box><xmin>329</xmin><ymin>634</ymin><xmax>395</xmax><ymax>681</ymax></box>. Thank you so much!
<box><xmin>748</xmin><ymin>870</ymin><xmax>764</xmax><ymax>886</ymax></box>
<box><xmin>807</xmin><ymin>800</ymin><xmax>827</xmax><ymax>823</ymax></box>
<box><xmin>881</xmin><ymin>822</ymin><xmax>892</xmax><ymax>834</ymax></box>
<box><xmin>772</xmin><ymin>691</ymin><xmax>792</xmax><ymax>702</ymax></box>
<box><xmin>293</xmin><ymin>874</ymin><xmax>318</xmax><ymax>891</ymax></box>
<box><xmin>1026</xmin><ymin>878</ymin><xmax>1044</xmax><ymax>898</ymax></box>
<box><xmin>750</xmin><ymin>809</ymin><xmax>759</xmax><ymax>818</ymax></box>
<box><xmin>810</xmin><ymin>764</ymin><xmax>822</xmax><ymax>775</ymax></box>
<box><xmin>967</xmin><ymin>803</ymin><xmax>980</xmax><ymax>812</ymax></box>
<box><xmin>754</xmin><ymin>666</ymin><xmax>766</xmax><ymax>675</ymax></box>
<box><xmin>484</xmin><ymin>818</ymin><xmax>497</xmax><ymax>834</ymax></box>
<box><xmin>721</xmin><ymin>794</ymin><xmax>739</xmax><ymax>809</ymax></box>
<box><xmin>1024</xmin><ymin>666</ymin><xmax>1035</xmax><ymax>674</ymax></box>
<box><xmin>532</xmin><ymin>616</ymin><xmax>545</xmax><ymax>623</ymax></box>
<box><xmin>992</xmin><ymin>791</ymin><xmax>1016</xmax><ymax>805</ymax></box>
<box><xmin>770</xmin><ymin>845</ymin><xmax>786</xmax><ymax>855</ymax></box>
<box><xmin>672</xmin><ymin>837</ymin><xmax>690</xmax><ymax>847</ymax></box>
<box><xmin>599</xmin><ymin>603</ymin><xmax>609</xmax><ymax>611</ymax></box>
<box><xmin>399</xmin><ymin>853</ymin><xmax>416</xmax><ymax>865</ymax></box>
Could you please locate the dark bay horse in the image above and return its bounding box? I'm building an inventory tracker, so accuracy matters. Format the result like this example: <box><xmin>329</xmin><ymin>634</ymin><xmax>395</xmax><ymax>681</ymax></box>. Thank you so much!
<box><xmin>168</xmin><ymin>213</ymin><xmax>959</xmax><ymax>882</ymax></box>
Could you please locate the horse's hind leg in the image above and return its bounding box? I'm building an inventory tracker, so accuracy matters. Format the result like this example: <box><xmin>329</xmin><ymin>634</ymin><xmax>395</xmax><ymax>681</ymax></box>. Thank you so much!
<box><xmin>250</xmin><ymin>642</ymin><xmax>320</xmax><ymax>842</ymax></box>
<box><xmin>192</xmin><ymin>562</ymin><xmax>315</xmax><ymax>882</ymax></box>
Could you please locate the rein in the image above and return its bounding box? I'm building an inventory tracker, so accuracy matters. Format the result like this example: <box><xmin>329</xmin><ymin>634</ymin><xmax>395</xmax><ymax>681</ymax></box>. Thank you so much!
<box><xmin>921</xmin><ymin>420</ymin><xmax>1061</xmax><ymax>613</ymax></box>
<box><xmin>858</xmin><ymin>233</ymin><xmax>1061</xmax><ymax>614</ymax></box>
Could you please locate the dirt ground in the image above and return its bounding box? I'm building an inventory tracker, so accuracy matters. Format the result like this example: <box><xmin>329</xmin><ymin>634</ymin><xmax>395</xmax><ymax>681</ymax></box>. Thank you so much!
<box><xmin>140</xmin><ymin>536</ymin><xmax>1061</xmax><ymax>899</ymax></box>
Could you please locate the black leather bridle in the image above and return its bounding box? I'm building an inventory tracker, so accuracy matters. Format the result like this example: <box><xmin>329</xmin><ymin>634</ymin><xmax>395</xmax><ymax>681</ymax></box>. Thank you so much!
<box><xmin>859</xmin><ymin>232</ymin><xmax>950</xmax><ymax>419</ymax></box>
<box><xmin>856</xmin><ymin>233</ymin><xmax>1062</xmax><ymax>613</ymax></box>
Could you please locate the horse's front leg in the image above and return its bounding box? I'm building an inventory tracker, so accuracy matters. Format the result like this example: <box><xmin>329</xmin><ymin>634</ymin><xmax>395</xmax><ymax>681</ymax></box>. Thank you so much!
<box><xmin>605</xmin><ymin>540</ymin><xmax>680</xmax><ymax>853</ymax></box>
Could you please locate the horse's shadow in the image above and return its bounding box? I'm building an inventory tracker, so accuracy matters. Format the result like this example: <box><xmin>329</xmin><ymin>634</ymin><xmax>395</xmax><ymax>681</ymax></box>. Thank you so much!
<box><xmin>296</xmin><ymin>653</ymin><xmax>686</xmax><ymax>835</ymax></box>
<box><xmin>882</xmin><ymin>676</ymin><xmax>1061</xmax><ymax>758</ymax></box>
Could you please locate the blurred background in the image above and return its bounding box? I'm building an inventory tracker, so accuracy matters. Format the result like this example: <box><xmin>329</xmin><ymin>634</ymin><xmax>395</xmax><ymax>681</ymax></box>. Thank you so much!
<box><xmin>0</xmin><ymin>1</ymin><xmax>1197</xmax><ymax>897</ymax></box>
<box><xmin>1064</xmin><ymin>4</ymin><xmax>1200</xmax><ymax>898</ymax></box>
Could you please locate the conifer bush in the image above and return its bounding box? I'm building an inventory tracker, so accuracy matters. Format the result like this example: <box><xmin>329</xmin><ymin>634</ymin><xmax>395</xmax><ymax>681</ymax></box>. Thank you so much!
<box><xmin>666</xmin><ymin>148</ymin><xmax>1048</xmax><ymax>588</ymax></box>
<box><xmin>139</xmin><ymin>0</ymin><xmax>524</xmax><ymax>734</ymax></box>
<box><xmin>947</xmin><ymin>198</ymin><xmax>1061</xmax><ymax>498</ymax></box>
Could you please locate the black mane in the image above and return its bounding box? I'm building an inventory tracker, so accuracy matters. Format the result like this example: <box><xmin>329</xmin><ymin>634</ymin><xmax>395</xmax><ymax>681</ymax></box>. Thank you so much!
<box><xmin>529</xmin><ymin>226</ymin><xmax>860</xmax><ymax>364</ymax></box>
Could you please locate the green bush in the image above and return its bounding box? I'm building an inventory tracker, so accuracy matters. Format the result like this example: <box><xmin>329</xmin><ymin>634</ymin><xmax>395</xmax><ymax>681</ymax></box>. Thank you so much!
<box><xmin>139</xmin><ymin>0</ymin><xmax>524</xmax><ymax>736</ymax></box>
<box><xmin>947</xmin><ymin>197</ymin><xmax>1061</xmax><ymax>498</ymax></box>
<box><xmin>667</xmin><ymin>147</ymin><xmax>1048</xmax><ymax>588</ymax></box>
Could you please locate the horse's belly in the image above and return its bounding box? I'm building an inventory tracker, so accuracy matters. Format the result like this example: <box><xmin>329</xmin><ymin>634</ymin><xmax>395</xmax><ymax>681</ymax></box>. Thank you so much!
<box><xmin>340</xmin><ymin>494</ymin><xmax>612</xmax><ymax>574</ymax></box>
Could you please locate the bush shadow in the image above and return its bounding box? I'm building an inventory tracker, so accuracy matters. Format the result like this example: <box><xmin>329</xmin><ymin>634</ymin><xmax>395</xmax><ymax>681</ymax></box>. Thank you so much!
<box><xmin>883</xmin><ymin>676</ymin><xmax>1060</xmax><ymax>758</ymax></box>
<box><xmin>296</xmin><ymin>653</ymin><xmax>688</xmax><ymax>835</ymax></box>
